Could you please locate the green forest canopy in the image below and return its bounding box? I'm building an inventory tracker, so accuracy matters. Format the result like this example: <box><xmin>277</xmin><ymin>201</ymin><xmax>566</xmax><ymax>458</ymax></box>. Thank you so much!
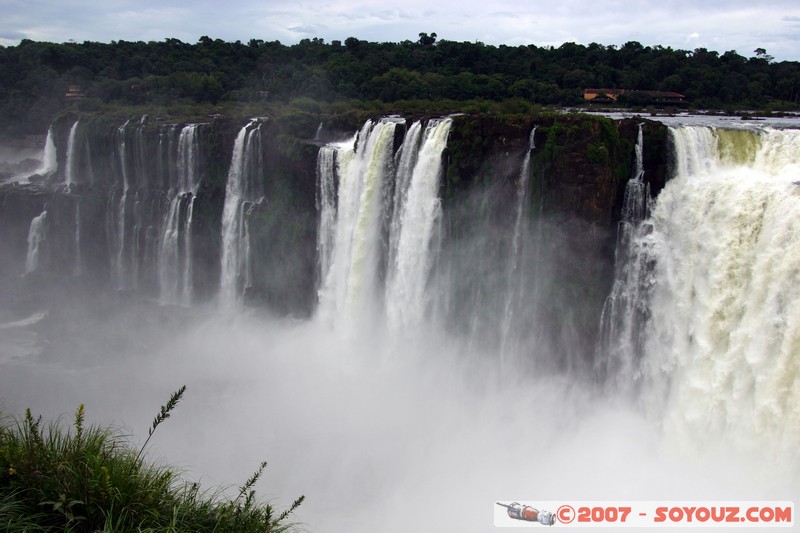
<box><xmin>1</xmin><ymin>34</ymin><xmax>798</xmax><ymax>134</ymax></box>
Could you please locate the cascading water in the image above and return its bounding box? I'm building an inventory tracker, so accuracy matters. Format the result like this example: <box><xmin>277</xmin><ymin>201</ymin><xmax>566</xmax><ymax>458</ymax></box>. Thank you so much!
<box><xmin>499</xmin><ymin>127</ymin><xmax>536</xmax><ymax>361</ymax></box>
<box><xmin>159</xmin><ymin>199</ymin><xmax>182</xmax><ymax>301</ymax></box>
<box><xmin>317</xmin><ymin>117</ymin><xmax>454</xmax><ymax>335</ymax></box>
<box><xmin>131</xmin><ymin>191</ymin><xmax>142</xmax><ymax>289</ymax></box>
<box><xmin>65</xmin><ymin>120</ymin><xmax>80</xmax><ymax>186</ymax></box>
<box><xmin>3</xmin><ymin>114</ymin><xmax>800</xmax><ymax>533</ymax></box>
<box><xmin>179</xmin><ymin>125</ymin><xmax>200</xmax><ymax>305</ymax></box>
<box><xmin>316</xmin><ymin>119</ymin><xmax>398</xmax><ymax>333</ymax></box>
<box><xmin>134</xmin><ymin>115</ymin><xmax>149</xmax><ymax>188</ymax></box>
<box><xmin>31</xmin><ymin>126</ymin><xmax>57</xmax><ymax>179</ymax></box>
<box><xmin>159</xmin><ymin>124</ymin><xmax>201</xmax><ymax>305</ymax></box>
<box><xmin>27</xmin><ymin>116</ymin><xmax>209</xmax><ymax>293</ymax></box>
<box><xmin>24</xmin><ymin>209</ymin><xmax>48</xmax><ymax>274</ymax></box>
<box><xmin>604</xmin><ymin>124</ymin><xmax>800</xmax><ymax>462</ymax></box>
<box><xmin>315</xmin><ymin>143</ymin><xmax>345</xmax><ymax>289</ymax></box>
<box><xmin>387</xmin><ymin>120</ymin><xmax>423</xmax><ymax>273</ymax></box>
<box><xmin>597</xmin><ymin>123</ymin><xmax>654</xmax><ymax>390</ymax></box>
<box><xmin>109</xmin><ymin>120</ymin><xmax>131</xmax><ymax>289</ymax></box>
<box><xmin>182</xmin><ymin>198</ymin><xmax>195</xmax><ymax>305</ymax></box>
<box><xmin>385</xmin><ymin>119</ymin><xmax>452</xmax><ymax>333</ymax></box>
<box><xmin>220</xmin><ymin>118</ymin><xmax>265</xmax><ymax>308</ymax></box>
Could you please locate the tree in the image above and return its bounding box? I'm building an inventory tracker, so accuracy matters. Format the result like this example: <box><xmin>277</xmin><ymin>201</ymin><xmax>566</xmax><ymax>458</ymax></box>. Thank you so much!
<box><xmin>418</xmin><ymin>33</ymin><xmax>437</xmax><ymax>46</ymax></box>
<box><xmin>753</xmin><ymin>48</ymin><xmax>774</xmax><ymax>63</ymax></box>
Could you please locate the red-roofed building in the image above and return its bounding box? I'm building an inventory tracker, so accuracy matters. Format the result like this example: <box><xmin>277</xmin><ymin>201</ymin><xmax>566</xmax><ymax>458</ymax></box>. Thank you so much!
<box><xmin>584</xmin><ymin>88</ymin><xmax>685</xmax><ymax>104</ymax></box>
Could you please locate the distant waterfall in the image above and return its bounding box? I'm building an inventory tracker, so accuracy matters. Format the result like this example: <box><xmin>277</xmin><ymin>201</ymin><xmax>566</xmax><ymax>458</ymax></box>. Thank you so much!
<box><xmin>10</xmin><ymin>115</ymin><xmax>215</xmax><ymax>295</ymax></box>
<box><xmin>317</xmin><ymin>119</ymin><xmax>399</xmax><ymax>332</ymax></box>
<box><xmin>603</xmin><ymin>125</ymin><xmax>800</xmax><ymax>456</ymax></box>
<box><xmin>499</xmin><ymin>126</ymin><xmax>536</xmax><ymax>360</ymax></box>
<box><xmin>220</xmin><ymin>119</ymin><xmax>265</xmax><ymax>307</ymax></box>
<box><xmin>88</xmin><ymin>116</ymin><xmax>159</xmax><ymax>291</ymax></box>
<box><xmin>25</xmin><ymin>210</ymin><xmax>48</xmax><ymax>274</ymax></box>
<box><xmin>65</xmin><ymin>121</ymin><xmax>80</xmax><ymax>186</ymax></box>
<box><xmin>182</xmin><ymin>198</ymin><xmax>195</xmax><ymax>304</ymax></box>
<box><xmin>159</xmin><ymin>198</ymin><xmax>182</xmax><ymax>301</ymax></box>
<box><xmin>117</xmin><ymin>120</ymin><xmax>131</xmax><ymax>189</ymax></box>
<box><xmin>385</xmin><ymin>118</ymin><xmax>452</xmax><ymax>333</ymax></box>
<box><xmin>36</xmin><ymin>126</ymin><xmax>57</xmax><ymax>179</ymax></box>
<box><xmin>130</xmin><ymin>117</ymin><xmax>150</xmax><ymax>289</ymax></box>
<box><xmin>159</xmin><ymin>124</ymin><xmax>201</xmax><ymax>305</ymax></box>
<box><xmin>109</xmin><ymin>121</ymin><xmax>131</xmax><ymax>289</ymax></box>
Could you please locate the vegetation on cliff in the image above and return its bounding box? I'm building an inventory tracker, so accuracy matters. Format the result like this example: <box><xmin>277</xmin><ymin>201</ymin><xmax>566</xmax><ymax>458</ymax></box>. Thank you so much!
<box><xmin>1</xmin><ymin>35</ymin><xmax>798</xmax><ymax>135</ymax></box>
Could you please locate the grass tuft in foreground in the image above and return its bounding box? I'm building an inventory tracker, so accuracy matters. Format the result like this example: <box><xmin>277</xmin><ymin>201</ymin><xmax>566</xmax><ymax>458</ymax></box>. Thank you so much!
<box><xmin>0</xmin><ymin>386</ymin><xmax>303</xmax><ymax>532</ymax></box>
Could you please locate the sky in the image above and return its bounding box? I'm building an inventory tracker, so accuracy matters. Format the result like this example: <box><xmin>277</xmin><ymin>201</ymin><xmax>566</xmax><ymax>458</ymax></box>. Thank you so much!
<box><xmin>1</xmin><ymin>0</ymin><xmax>799</xmax><ymax>61</ymax></box>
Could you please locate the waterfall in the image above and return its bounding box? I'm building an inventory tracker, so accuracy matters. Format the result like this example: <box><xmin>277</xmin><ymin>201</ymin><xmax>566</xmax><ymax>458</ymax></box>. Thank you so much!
<box><xmin>316</xmin><ymin>117</ymin><xmax>453</xmax><ymax>335</ymax></box>
<box><xmin>182</xmin><ymin>197</ymin><xmax>195</xmax><ymax>305</ymax></box>
<box><xmin>387</xmin><ymin>121</ymin><xmax>423</xmax><ymax>276</ymax></box>
<box><xmin>604</xmin><ymin>125</ymin><xmax>800</xmax><ymax>457</ymax></box>
<box><xmin>65</xmin><ymin>121</ymin><xmax>80</xmax><ymax>186</ymax></box>
<box><xmin>670</xmin><ymin>125</ymin><xmax>718</xmax><ymax>178</ymax></box>
<box><xmin>317</xmin><ymin>119</ymin><xmax>398</xmax><ymax>332</ymax></box>
<box><xmin>117</xmin><ymin>120</ymin><xmax>131</xmax><ymax>189</ymax></box>
<box><xmin>131</xmin><ymin>192</ymin><xmax>142</xmax><ymax>290</ymax></box>
<box><xmin>25</xmin><ymin>210</ymin><xmax>48</xmax><ymax>274</ymax></box>
<box><xmin>17</xmin><ymin>116</ymin><xmax>207</xmax><ymax>298</ymax></box>
<box><xmin>159</xmin><ymin>124</ymin><xmax>201</xmax><ymax>305</ymax></box>
<box><xmin>135</xmin><ymin>115</ymin><xmax>149</xmax><ymax>187</ymax></box>
<box><xmin>110</xmin><ymin>121</ymin><xmax>131</xmax><ymax>289</ymax></box>
<box><xmin>156</xmin><ymin>124</ymin><xmax>178</xmax><ymax>190</ymax></box>
<box><xmin>499</xmin><ymin>126</ymin><xmax>536</xmax><ymax>361</ymax></box>
<box><xmin>177</xmin><ymin>124</ymin><xmax>200</xmax><ymax>193</ymax></box>
<box><xmin>159</xmin><ymin>196</ymin><xmax>182</xmax><ymax>303</ymax></box>
<box><xmin>597</xmin><ymin>123</ymin><xmax>654</xmax><ymax>389</ymax></box>
<box><xmin>220</xmin><ymin>119</ymin><xmax>265</xmax><ymax>307</ymax></box>
<box><xmin>35</xmin><ymin>126</ymin><xmax>57</xmax><ymax>179</ymax></box>
<box><xmin>179</xmin><ymin>124</ymin><xmax>200</xmax><ymax>305</ymax></box>
<box><xmin>385</xmin><ymin>119</ymin><xmax>452</xmax><ymax>333</ymax></box>
<box><xmin>316</xmin><ymin>144</ymin><xmax>343</xmax><ymax>289</ymax></box>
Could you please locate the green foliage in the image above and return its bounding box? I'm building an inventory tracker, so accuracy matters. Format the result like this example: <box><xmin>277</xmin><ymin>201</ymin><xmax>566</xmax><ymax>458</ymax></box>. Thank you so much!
<box><xmin>0</xmin><ymin>387</ymin><xmax>303</xmax><ymax>532</ymax></box>
<box><xmin>540</xmin><ymin>122</ymin><xmax>565</xmax><ymax>161</ymax></box>
<box><xmin>134</xmin><ymin>385</ymin><xmax>185</xmax><ymax>464</ymax></box>
<box><xmin>2</xmin><ymin>37</ymin><xmax>799</xmax><ymax>135</ymax></box>
<box><xmin>587</xmin><ymin>142</ymin><xmax>610</xmax><ymax>164</ymax></box>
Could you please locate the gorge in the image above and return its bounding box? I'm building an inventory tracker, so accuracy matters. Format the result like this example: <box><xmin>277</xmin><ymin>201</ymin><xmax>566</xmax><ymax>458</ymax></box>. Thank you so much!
<box><xmin>0</xmin><ymin>110</ymin><xmax>797</xmax><ymax>531</ymax></box>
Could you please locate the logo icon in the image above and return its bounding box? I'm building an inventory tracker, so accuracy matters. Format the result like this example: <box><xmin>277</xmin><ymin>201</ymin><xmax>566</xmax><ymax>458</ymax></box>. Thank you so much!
<box><xmin>496</xmin><ymin>502</ymin><xmax>556</xmax><ymax>526</ymax></box>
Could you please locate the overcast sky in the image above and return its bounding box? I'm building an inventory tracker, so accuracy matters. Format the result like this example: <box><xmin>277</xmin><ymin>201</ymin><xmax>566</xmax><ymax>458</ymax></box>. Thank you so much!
<box><xmin>1</xmin><ymin>0</ymin><xmax>799</xmax><ymax>61</ymax></box>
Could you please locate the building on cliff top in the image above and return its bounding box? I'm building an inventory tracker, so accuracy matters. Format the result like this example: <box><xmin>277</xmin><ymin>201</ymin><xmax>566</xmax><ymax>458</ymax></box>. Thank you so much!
<box><xmin>65</xmin><ymin>85</ymin><xmax>87</xmax><ymax>102</ymax></box>
<box><xmin>584</xmin><ymin>88</ymin><xmax>686</xmax><ymax>104</ymax></box>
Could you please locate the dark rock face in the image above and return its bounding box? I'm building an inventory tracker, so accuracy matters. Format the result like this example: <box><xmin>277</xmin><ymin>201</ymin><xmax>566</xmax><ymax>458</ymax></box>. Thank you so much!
<box><xmin>0</xmin><ymin>112</ymin><xmax>668</xmax><ymax>334</ymax></box>
<box><xmin>244</xmin><ymin>124</ymin><xmax>320</xmax><ymax>316</ymax></box>
<box><xmin>442</xmin><ymin>114</ymin><xmax>668</xmax><ymax>370</ymax></box>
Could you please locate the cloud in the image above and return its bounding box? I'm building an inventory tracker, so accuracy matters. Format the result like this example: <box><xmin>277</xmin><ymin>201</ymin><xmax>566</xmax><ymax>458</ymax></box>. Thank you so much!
<box><xmin>0</xmin><ymin>0</ymin><xmax>797</xmax><ymax>60</ymax></box>
<box><xmin>0</xmin><ymin>31</ymin><xmax>27</xmax><ymax>40</ymax></box>
<box><xmin>288</xmin><ymin>24</ymin><xmax>328</xmax><ymax>34</ymax></box>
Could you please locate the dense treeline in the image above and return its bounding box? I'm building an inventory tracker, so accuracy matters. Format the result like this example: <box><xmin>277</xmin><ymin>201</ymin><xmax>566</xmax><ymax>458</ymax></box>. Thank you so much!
<box><xmin>1</xmin><ymin>34</ymin><xmax>799</xmax><ymax>134</ymax></box>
